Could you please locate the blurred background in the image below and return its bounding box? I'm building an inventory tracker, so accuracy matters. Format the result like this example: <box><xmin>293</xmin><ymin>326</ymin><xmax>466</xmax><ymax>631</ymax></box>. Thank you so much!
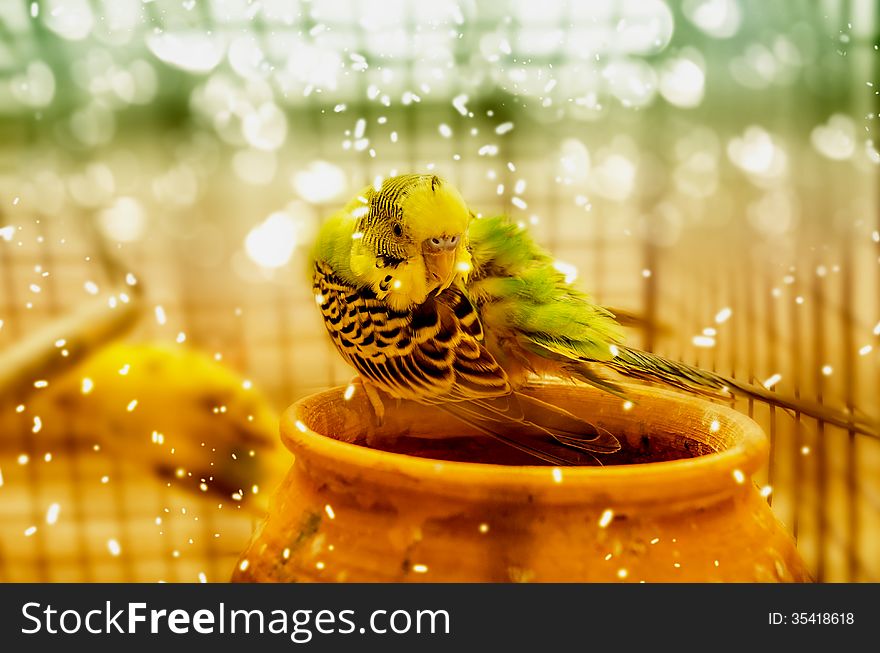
<box><xmin>0</xmin><ymin>0</ymin><xmax>878</xmax><ymax>582</ymax></box>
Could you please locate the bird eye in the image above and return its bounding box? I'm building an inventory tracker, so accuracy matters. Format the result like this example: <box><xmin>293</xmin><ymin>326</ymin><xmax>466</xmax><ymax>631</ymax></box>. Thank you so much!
<box><xmin>449</xmin><ymin>235</ymin><xmax>459</xmax><ymax>245</ymax></box>
<box><xmin>392</xmin><ymin>223</ymin><xmax>403</xmax><ymax>237</ymax></box>
<box><xmin>430</xmin><ymin>237</ymin><xmax>441</xmax><ymax>246</ymax></box>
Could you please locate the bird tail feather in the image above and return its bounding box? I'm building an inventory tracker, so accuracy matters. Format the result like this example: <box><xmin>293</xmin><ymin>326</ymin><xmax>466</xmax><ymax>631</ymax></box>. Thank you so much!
<box><xmin>608</xmin><ymin>346</ymin><xmax>879</xmax><ymax>439</ymax></box>
<box><xmin>438</xmin><ymin>391</ymin><xmax>620</xmax><ymax>465</ymax></box>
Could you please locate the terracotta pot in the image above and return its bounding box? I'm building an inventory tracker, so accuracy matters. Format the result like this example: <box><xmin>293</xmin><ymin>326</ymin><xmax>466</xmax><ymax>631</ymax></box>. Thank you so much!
<box><xmin>232</xmin><ymin>383</ymin><xmax>810</xmax><ymax>582</ymax></box>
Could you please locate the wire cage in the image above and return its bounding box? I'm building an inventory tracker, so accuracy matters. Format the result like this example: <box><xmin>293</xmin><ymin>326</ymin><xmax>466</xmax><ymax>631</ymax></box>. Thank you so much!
<box><xmin>0</xmin><ymin>0</ymin><xmax>878</xmax><ymax>582</ymax></box>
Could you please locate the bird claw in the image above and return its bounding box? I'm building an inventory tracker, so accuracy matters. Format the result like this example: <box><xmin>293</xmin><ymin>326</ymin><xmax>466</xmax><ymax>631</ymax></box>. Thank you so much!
<box><xmin>349</xmin><ymin>375</ymin><xmax>386</xmax><ymax>427</ymax></box>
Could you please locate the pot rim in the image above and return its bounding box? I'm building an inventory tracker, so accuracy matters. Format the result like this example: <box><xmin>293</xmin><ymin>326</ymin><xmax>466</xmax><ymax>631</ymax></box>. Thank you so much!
<box><xmin>283</xmin><ymin>383</ymin><xmax>769</xmax><ymax>505</ymax></box>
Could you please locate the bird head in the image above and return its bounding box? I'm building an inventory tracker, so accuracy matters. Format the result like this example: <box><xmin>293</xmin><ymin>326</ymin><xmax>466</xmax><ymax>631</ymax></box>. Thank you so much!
<box><xmin>344</xmin><ymin>174</ymin><xmax>472</xmax><ymax>310</ymax></box>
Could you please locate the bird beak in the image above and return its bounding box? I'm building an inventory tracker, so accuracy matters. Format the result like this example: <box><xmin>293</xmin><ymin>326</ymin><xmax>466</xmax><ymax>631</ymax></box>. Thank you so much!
<box><xmin>423</xmin><ymin>249</ymin><xmax>456</xmax><ymax>285</ymax></box>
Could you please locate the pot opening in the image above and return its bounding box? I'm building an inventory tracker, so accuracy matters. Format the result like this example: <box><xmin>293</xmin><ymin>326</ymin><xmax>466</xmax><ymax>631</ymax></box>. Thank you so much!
<box><xmin>288</xmin><ymin>384</ymin><xmax>766</xmax><ymax>502</ymax></box>
<box><xmin>362</xmin><ymin>432</ymin><xmax>714</xmax><ymax>466</ymax></box>
<box><xmin>293</xmin><ymin>384</ymin><xmax>736</xmax><ymax>468</ymax></box>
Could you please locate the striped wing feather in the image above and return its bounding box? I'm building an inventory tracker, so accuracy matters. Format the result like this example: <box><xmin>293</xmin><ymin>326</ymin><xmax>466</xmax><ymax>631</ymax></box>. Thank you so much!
<box><xmin>314</xmin><ymin>261</ymin><xmax>509</xmax><ymax>402</ymax></box>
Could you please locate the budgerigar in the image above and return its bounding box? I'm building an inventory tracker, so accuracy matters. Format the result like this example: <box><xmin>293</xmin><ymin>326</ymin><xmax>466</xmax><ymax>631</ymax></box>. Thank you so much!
<box><xmin>310</xmin><ymin>173</ymin><xmax>876</xmax><ymax>464</ymax></box>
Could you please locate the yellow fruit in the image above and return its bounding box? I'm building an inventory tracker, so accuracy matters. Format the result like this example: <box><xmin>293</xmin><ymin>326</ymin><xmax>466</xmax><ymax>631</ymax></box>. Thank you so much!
<box><xmin>23</xmin><ymin>342</ymin><xmax>286</xmax><ymax>507</ymax></box>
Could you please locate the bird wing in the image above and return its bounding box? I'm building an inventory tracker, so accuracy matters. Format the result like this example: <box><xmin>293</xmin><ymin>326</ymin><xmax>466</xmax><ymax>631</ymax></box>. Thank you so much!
<box><xmin>314</xmin><ymin>261</ymin><xmax>509</xmax><ymax>401</ymax></box>
<box><xmin>314</xmin><ymin>261</ymin><xmax>619</xmax><ymax>460</ymax></box>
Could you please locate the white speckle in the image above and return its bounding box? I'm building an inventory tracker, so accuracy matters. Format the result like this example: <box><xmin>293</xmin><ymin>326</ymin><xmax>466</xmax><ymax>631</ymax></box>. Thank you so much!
<box><xmin>598</xmin><ymin>509</ymin><xmax>614</xmax><ymax>528</ymax></box>
<box><xmin>198</xmin><ymin>572</ymin><xmax>207</xmax><ymax>583</ymax></box>
<box><xmin>295</xmin><ymin>420</ymin><xmax>308</xmax><ymax>433</ymax></box>
<box><xmin>107</xmin><ymin>539</ymin><xmax>121</xmax><ymax>556</ymax></box>
<box><xmin>801</xmin><ymin>446</ymin><xmax>810</xmax><ymax>455</ymax></box>
<box><xmin>412</xmin><ymin>564</ymin><xmax>429</xmax><ymax>574</ymax></box>
<box><xmin>551</xmin><ymin>468</ymin><xmax>563</xmax><ymax>483</ymax></box>
<box><xmin>324</xmin><ymin>504</ymin><xmax>336</xmax><ymax>519</ymax></box>
<box><xmin>32</xmin><ymin>416</ymin><xmax>42</xmax><ymax>433</ymax></box>
<box><xmin>609</xmin><ymin>344</ymin><xmax>620</xmax><ymax>357</ymax></box>
<box><xmin>84</xmin><ymin>281</ymin><xmax>99</xmax><ymax>295</ymax></box>
<box><xmin>343</xmin><ymin>384</ymin><xmax>355</xmax><ymax>401</ymax></box>
<box><xmin>452</xmin><ymin>94</ymin><xmax>469</xmax><ymax>116</ymax></box>
<box><xmin>46</xmin><ymin>503</ymin><xmax>60</xmax><ymax>525</ymax></box>
<box><xmin>763</xmin><ymin>374</ymin><xmax>782</xmax><ymax>389</ymax></box>
<box><xmin>623</xmin><ymin>401</ymin><xmax>634</xmax><ymax>411</ymax></box>
<box><xmin>0</xmin><ymin>226</ymin><xmax>15</xmax><ymax>241</ymax></box>
<box><xmin>283</xmin><ymin>548</ymin><xmax>291</xmax><ymax>559</ymax></box>
<box><xmin>239</xmin><ymin>559</ymin><xmax>249</xmax><ymax>571</ymax></box>
<box><xmin>126</xmin><ymin>400</ymin><xmax>138</xmax><ymax>412</ymax></box>
<box><xmin>821</xmin><ymin>365</ymin><xmax>833</xmax><ymax>376</ymax></box>
<box><xmin>25</xmin><ymin>526</ymin><xmax>37</xmax><ymax>537</ymax></box>
<box><xmin>155</xmin><ymin>305</ymin><xmax>167</xmax><ymax>325</ymax></box>
<box><xmin>760</xmin><ymin>485</ymin><xmax>773</xmax><ymax>498</ymax></box>
<box><xmin>732</xmin><ymin>469</ymin><xmax>746</xmax><ymax>484</ymax></box>
<box><xmin>479</xmin><ymin>523</ymin><xmax>489</xmax><ymax>534</ymax></box>
<box><xmin>552</xmin><ymin>260</ymin><xmax>578</xmax><ymax>284</ymax></box>
<box><xmin>641</xmin><ymin>269</ymin><xmax>652</xmax><ymax>278</ymax></box>
<box><xmin>692</xmin><ymin>335</ymin><xmax>715</xmax><ymax>348</ymax></box>
<box><xmin>617</xmin><ymin>568</ymin><xmax>628</xmax><ymax>579</ymax></box>
<box><xmin>709</xmin><ymin>419</ymin><xmax>720</xmax><ymax>433</ymax></box>
<box><xmin>478</xmin><ymin>144</ymin><xmax>498</xmax><ymax>156</ymax></box>
<box><xmin>81</xmin><ymin>377</ymin><xmax>94</xmax><ymax>394</ymax></box>
<box><xmin>714</xmin><ymin>307</ymin><xmax>732</xmax><ymax>323</ymax></box>
<box><xmin>438</xmin><ymin>123</ymin><xmax>452</xmax><ymax>138</ymax></box>
<box><xmin>511</xmin><ymin>197</ymin><xmax>527</xmax><ymax>210</ymax></box>
<box><xmin>650</xmin><ymin>537</ymin><xmax>660</xmax><ymax>545</ymax></box>
<box><xmin>118</xmin><ymin>364</ymin><xmax>130</xmax><ymax>375</ymax></box>
<box><xmin>176</xmin><ymin>331</ymin><xmax>186</xmax><ymax>343</ymax></box>
<box><xmin>495</xmin><ymin>121</ymin><xmax>514</xmax><ymax>135</ymax></box>
<box><xmin>859</xmin><ymin>345</ymin><xmax>872</xmax><ymax>356</ymax></box>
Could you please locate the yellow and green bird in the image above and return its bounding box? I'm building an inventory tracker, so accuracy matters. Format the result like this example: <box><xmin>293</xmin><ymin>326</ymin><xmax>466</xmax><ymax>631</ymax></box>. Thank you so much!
<box><xmin>310</xmin><ymin>173</ymin><xmax>876</xmax><ymax>464</ymax></box>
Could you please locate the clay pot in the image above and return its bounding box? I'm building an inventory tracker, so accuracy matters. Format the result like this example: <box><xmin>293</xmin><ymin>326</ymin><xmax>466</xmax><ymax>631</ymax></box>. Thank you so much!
<box><xmin>232</xmin><ymin>383</ymin><xmax>810</xmax><ymax>582</ymax></box>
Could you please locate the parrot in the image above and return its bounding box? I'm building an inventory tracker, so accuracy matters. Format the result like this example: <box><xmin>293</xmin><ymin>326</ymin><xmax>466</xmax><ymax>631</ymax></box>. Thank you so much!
<box><xmin>309</xmin><ymin>173</ymin><xmax>878</xmax><ymax>465</ymax></box>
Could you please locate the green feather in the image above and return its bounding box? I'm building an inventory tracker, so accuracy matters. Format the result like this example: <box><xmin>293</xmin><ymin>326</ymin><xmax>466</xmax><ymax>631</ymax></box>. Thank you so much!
<box><xmin>467</xmin><ymin>216</ymin><xmax>623</xmax><ymax>363</ymax></box>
